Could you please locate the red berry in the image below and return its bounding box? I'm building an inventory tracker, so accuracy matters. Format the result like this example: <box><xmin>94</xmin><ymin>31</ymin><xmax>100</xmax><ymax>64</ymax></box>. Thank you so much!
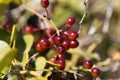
<box><xmin>70</xmin><ymin>40</ymin><xmax>79</xmax><ymax>48</ymax></box>
<box><xmin>66</xmin><ymin>17</ymin><xmax>75</xmax><ymax>26</ymax></box>
<box><xmin>62</xmin><ymin>30</ymin><xmax>71</xmax><ymax>38</ymax></box>
<box><xmin>41</xmin><ymin>0</ymin><xmax>49</xmax><ymax>8</ymax></box>
<box><xmin>68</xmin><ymin>31</ymin><xmax>79</xmax><ymax>40</ymax></box>
<box><xmin>91</xmin><ymin>67</ymin><xmax>100</xmax><ymax>78</ymax></box>
<box><xmin>39</xmin><ymin>38</ymin><xmax>50</xmax><ymax>49</ymax></box>
<box><xmin>54</xmin><ymin>36</ymin><xmax>63</xmax><ymax>44</ymax></box>
<box><xmin>58</xmin><ymin>54</ymin><xmax>64</xmax><ymax>60</ymax></box>
<box><xmin>24</xmin><ymin>25</ymin><xmax>34</xmax><ymax>34</ymax></box>
<box><xmin>57</xmin><ymin>45</ymin><xmax>65</xmax><ymax>54</ymax></box>
<box><xmin>62</xmin><ymin>40</ymin><xmax>70</xmax><ymax>50</ymax></box>
<box><xmin>4</xmin><ymin>23</ymin><xmax>12</xmax><ymax>31</ymax></box>
<box><xmin>50</xmin><ymin>57</ymin><xmax>57</xmax><ymax>63</ymax></box>
<box><xmin>83</xmin><ymin>60</ymin><xmax>93</xmax><ymax>69</ymax></box>
<box><xmin>48</xmin><ymin>36</ymin><xmax>55</xmax><ymax>45</ymax></box>
<box><xmin>57</xmin><ymin>59</ymin><xmax>65</xmax><ymax>70</ymax></box>
<box><xmin>43</xmin><ymin>28</ymin><xmax>55</xmax><ymax>37</ymax></box>
<box><xmin>35</xmin><ymin>43</ymin><xmax>45</xmax><ymax>52</ymax></box>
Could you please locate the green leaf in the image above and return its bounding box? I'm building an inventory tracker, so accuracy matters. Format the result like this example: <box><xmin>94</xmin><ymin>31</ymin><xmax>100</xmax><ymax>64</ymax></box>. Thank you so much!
<box><xmin>0</xmin><ymin>29</ymin><xmax>10</xmax><ymax>44</ymax></box>
<box><xmin>0</xmin><ymin>40</ymin><xmax>17</xmax><ymax>71</ymax></box>
<box><xmin>0</xmin><ymin>0</ymin><xmax>12</xmax><ymax>4</ymax></box>
<box><xmin>0</xmin><ymin>66</ymin><xmax>9</xmax><ymax>79</ymax></box>
<box><xmin>21</xmin><ymin>34</ymin><xmax>34</xmax><ymax>68</ymax></box>
<box><xmin>35</xmin><ymin>57</ymin><xmax>47</xmax><ymax>75</ymax></box>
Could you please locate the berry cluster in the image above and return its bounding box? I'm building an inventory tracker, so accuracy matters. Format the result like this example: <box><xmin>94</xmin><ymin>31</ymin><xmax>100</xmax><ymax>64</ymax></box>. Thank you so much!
<box><xmin>83</xmin><ymin>60</ymin><xmax>100</xmax><ymax>78</ymax></box>
<box><xmin>22</xmin><ymin>0</ymin><xmax>79</xmax><ymax>70</ymax></box>
<box><xmin>34</xmin><ymin>17</ymin><xmax>79</xmax><ymax>70</ymax></box>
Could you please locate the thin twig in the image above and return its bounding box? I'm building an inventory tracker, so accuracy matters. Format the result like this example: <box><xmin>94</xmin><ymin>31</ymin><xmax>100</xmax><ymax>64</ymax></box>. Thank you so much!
<box><xmin>23</xmin><ymin>5</ymin><xmax>60</xmax><ymax>35</ymax></box>
<box><xmin>78</xmin><ymin>0</ymin><xmax>88</xmax><ymax>34</ymax></box>
<box><xmin>102</xmin><ymin>0</ymin><xmax>114</xmax><ymax>33</ymax></box>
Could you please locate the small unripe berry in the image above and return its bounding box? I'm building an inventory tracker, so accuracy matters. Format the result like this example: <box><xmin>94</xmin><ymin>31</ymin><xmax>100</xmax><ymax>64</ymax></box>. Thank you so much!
<box><xmin>91</xmin><ymin>67</ymin><xmax>100</xmax><ymax>78</ymax></box>
<box><xmin>41</xmin><ymin>0</ymin><xmax>49</xmax><ymax>8</ymax></box>
<box><xmin>83</xmin><ymin>60</ymin><xmax>93</xmax><ymax>69</ymax></box>
<box><xmin>66</xmin><ymin>17</ymin><xmax>75</xmax><ymax>26</ymax></box>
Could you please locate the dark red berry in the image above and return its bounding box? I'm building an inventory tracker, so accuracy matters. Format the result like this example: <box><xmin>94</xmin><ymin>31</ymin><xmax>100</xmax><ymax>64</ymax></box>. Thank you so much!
<box><xmin>91</xmin><ymin>67</ymin><xmax>100</xmax><ymax>78</ymax></box>
<box><xmin>66</xmin><ymin>17</ymin><xmax>75</xmax><ymax>26</ymax></box>
<box><xmin>62</xmin><ymin>30</ymin><xmax>71</xmax><ymax>38</ymax></box>
<box><xmin>41</xmin><ymin>0</ymin><xmax>49</xmax><ymax>8</ymax></box>
<box><xmin>68</xmin><ymin>31</ymin><xmax>79</xmax><ymax>40</ymax></box>
<box><xmin>24</xmin><ymin>25</ymin><xmax>34</xmax><ymax>34</ymax></box>
<box><xmin>83</xmin><ymin>60</ymin><xmax>93</xmax><ymax>69</ymax></box>
<box><xmin>50</xmin><ymin>57</ymin><xmax>57</xmax><ymax>63</ymax></box>
<box><xmin>48</xmin><ymin>36</ymin><xmax>55</xmax><ymax>45</ymax></box>
<box><xmin>4</xmin><ymin>23</ymin><xmax>12</xmax><ymax>31</ymax></box>
<box><xmin>35</xmin><ymin>43</ymin><xmax>45</xmax><ymax>52</ymax></box>
<box><xmin>58</xmin><ymin>54</ymin><xmax>64</xmax><ymax>60</ymax></box>
<box><xmin>70</xmin><ymin>40</ymin><xmax>79</xmax><ymax>48</ymax></box>
<box><xmin>62</xmin><ymin>40</ymin><xmax>70</xmax><ymax>50</ymax></box>
<box><xmin>57</xmin><ymin>45</ymin><xmax>65</xmax><ymax>54</ymax></box>
<box><xmin>39</xmin><ymin>38</ymin><xmax>50</xmax><ymax>49</ymax></box>
<box><xmin>54</xmin><ymin>36</ymin><xmax>63</xmax><ymax>44</ymax></box>
<box><xmin>57</xmin><ymin>59</ymin><xmax>65</xmax><ymax>70</ymax></box>
<box><xmin>43</xmin><ymin>28</ymin><xmax>55</xmax><ymax>37</ymax></box>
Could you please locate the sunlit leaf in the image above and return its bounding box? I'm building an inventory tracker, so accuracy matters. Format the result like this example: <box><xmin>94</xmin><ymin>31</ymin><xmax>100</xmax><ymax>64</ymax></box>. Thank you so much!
<box><xmin>0</xmin><ymin>40</ymin><xmax>17</xmax><ymax>71</ymax></box>
<box><xmin>7</xmin><ymin>75</ymin><xmax>18</xmax><ymax>80</ymax></box>
<box><xmin>35</xmin><ymin>57</ymin><xmax>47</xmax><ymax>75</ymax></box>
<box><xmin>21</xmin><ymin>34</ymin><xmax>34</xmax><ymax>68</ymax></box>
<box><xmin>0</xmin><ymin>0</ymin><xmax>12</xmax><ymax>4</ymax></box>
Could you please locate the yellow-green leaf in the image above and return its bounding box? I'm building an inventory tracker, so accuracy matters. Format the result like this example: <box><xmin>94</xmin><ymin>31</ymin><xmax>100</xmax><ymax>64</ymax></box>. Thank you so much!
<box><xmin>0</xmin><ymin>0</ymin><xmax>12</xmax><ymax>4</ymax></box>
<box><xmin>0</xmin><ymin>40</ymin><xmax>17</xmax><ymax>71</ymax></box>
<box><xmin>35</xmin><ymin>57</ymin><xmax>47</xmax><ymax>75</ymax></box>
<box><xmin>21</xmin><ymin>34</ymin><xmax>34</xmax><ymax>68</ymax></box>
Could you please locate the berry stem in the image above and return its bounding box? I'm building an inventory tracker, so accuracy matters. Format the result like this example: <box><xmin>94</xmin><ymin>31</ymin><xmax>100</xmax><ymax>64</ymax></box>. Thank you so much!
<box><xmin>45</xmin><ymin>8</ymin><xmax>50</xmax><ymax>17</ymax></box>
<box><xmin>78</xmin><ymin>0</ymin><xmax>88</xmax><ymax>34</ymax></box>
<box><xmin>23</xmin><ymin>5</ymin><xmax>45</xmax><ymax>20</ymax></box>
<box><xmin>49</xmin><ymin>20</ymin><xmax>60</xmax><ymax>35</ymax></box>
<box><xmin>23</xmin><ymin>5</ymin><xmax>59</xmax><ymax>35</ymax></box>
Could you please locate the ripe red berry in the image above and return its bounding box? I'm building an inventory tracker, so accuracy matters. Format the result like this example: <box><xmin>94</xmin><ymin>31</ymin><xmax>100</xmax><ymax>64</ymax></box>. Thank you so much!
<box><xmin>49</xmin><ymin>57</ymin><xmax>57</xmax><ymax>63</ymax></box>
<box><xmin>48</xmin><ymin>36</ymin><xmax>55</xmax><ymax>45</ymax></box>
<box><xmin>62</xmin><ymin>30</ymin><xmax>71</xmax><ymax>38</ymax></box>
<box><xmin>91</xmin><ymin>67</ymin><xmax>100</xmax><ymax>78</ymax></box>
<box><xmin>39</xmin><ymin>38</ymin><xmax>50</xmax><ymax>49</ymax></box>
<box><xmin>57</xmin><ymin>59</ymin><xmax>65</xmax><ymax>70</ymax></box>
<box><xmin>57</xmin><ymin>45</ymin><xmax>65</xmax><ymax>54</ymax></box>
<box><xmin>70</xmin><ymin>40</ymin><xmax>79</xmax><ymax>48</ymax></box>
<box><xmin>41</xmin><ymin>0</ymin><xmax>49</xmax><ymax>8</ymax></box>
<box><xmin>62</xmin><ymin>40</ymin><xmax>70</xmax><ymax>50</ymax></box>
<box><xmin>54</xmin><ymin>36</ymin><xmax>63</xmax><ymax>44</ymax></box>
<box><xmin>58</xmin><ymin>54</ymin><xmax>64</xmax><ymax>60</ymax></box>
<box><xmin>43</xmin><ymin>28</ymin><xmax>55</xmax><ymax>37</ymax></box>
<box><xmin>66</xmin><ymin>17</ymin><xmax>75</xmax><ymax>26</ymax></box>
<box><xmin>68</xmin><ymin>31</ymin><xmax>79</xmax><ymax>40</ymax></box>
<box><xmin>24</xmin><ymin>25</ymin><xmax>34</xmax><ymax>34</ymax></box>
<box><xmin>83</xmin><ymin>60</ymin><xmax>93</xmax><ymax>69</ymax></box>
<box><xmin>35</xmin><ymin>43</ymin><xmax>45</xmax><ymax>52</ymax></box>
<box><xmin>4</xmin><ymin>23</ymin><xmax>12</xmax><ymax>31</ymax></box>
